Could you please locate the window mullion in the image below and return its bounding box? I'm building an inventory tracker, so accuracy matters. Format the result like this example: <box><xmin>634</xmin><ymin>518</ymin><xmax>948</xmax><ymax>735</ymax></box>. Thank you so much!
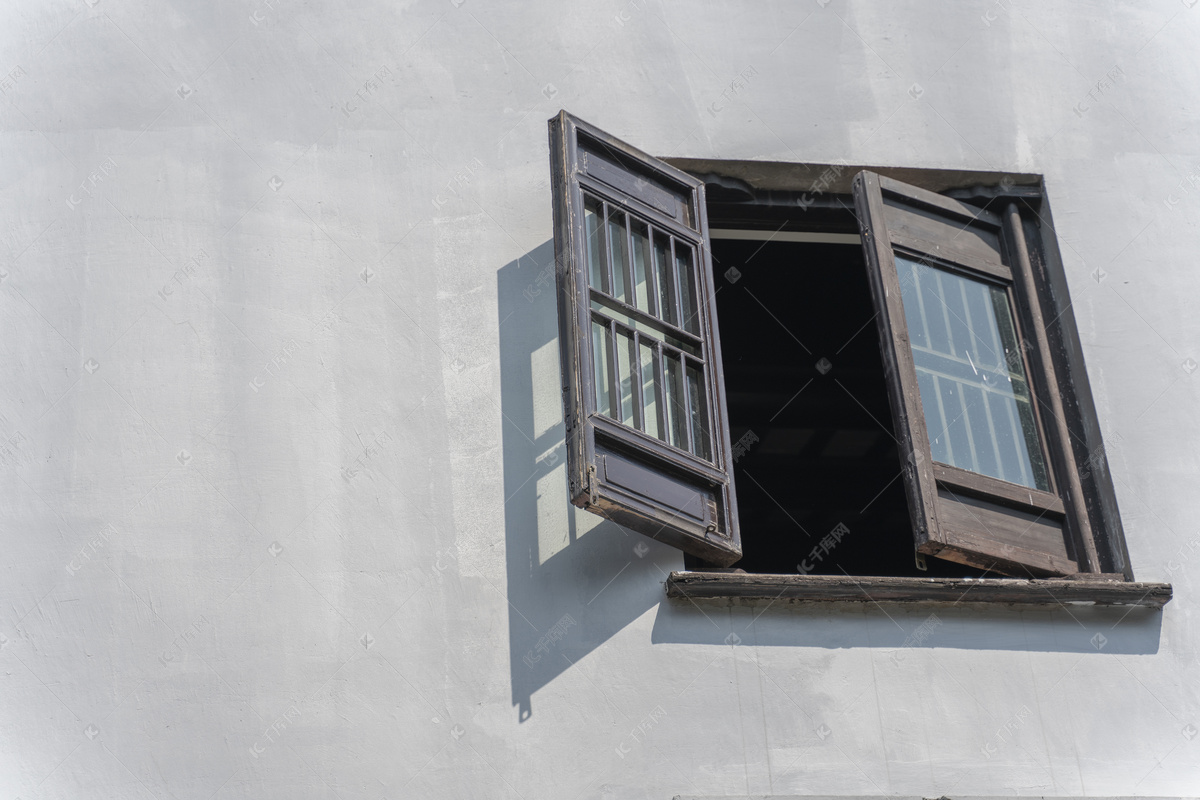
<box><xmin>607</xmin><ymin>317</ymin><xmax>622</xmax><ymax>426</ymax></box>
<box><xmin>668</xmin><ymin>237</ymin><xmax>683</xmax><ymax>327</ymax></box>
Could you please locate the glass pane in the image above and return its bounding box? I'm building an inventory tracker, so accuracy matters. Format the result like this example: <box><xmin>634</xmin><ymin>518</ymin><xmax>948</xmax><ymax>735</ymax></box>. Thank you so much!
<box><xmin>676</xmin><ymin>244</ymin><xmax>699</xmax><ymax>334</ymax></box>
<box><xmin>631</xmin><ymin>221</ymin><xmax>652</xmax><ymax>313</ymax></box>
<box><xmin>686</xmin><ymin>363</ymin><xmax>711</xmax><ymax>461</ymax></box>
<box><xmin>607</xmin><ymin>208</ymin><xmax>628</xmax><ymax>303</ymax></box>
<box><xmin>584</xmin><ymin>197</ymin><xmax>605</xmax><ymax>293</ymax></box>
<box><xmin>653</xmin><ymin>232</ymin><xmax>675</xmax><ymax>326</ymax></box>
<box><xmin>591</xmin><ymin>320</ymin><xmax>613</xmax><ymax>419</ymax></box>
<box><xmin>615</xmin><ymin>328</ymin><xmax>635</xmax><ymax>426</ymax></box>
<box><xmin>663</xmin><ymin>352</ymin><xmax>686</xmax><ymax>450</ymax></box>
<box><xmin>895</xmin><ymin>255</ymin><xmax>1049</xmax><ymax>490</ymax></box>
<box><xmin>640</xmin><ymin>342</ymin><xmax>661</xmax><ymax>441</ymax></box>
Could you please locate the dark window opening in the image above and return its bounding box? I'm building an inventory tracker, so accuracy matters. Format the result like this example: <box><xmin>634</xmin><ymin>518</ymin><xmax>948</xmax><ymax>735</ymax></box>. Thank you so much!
<box><xmin>684</xmin><ymin>236</ymin><xmax>990</xmax><ymax>578</ymax></box>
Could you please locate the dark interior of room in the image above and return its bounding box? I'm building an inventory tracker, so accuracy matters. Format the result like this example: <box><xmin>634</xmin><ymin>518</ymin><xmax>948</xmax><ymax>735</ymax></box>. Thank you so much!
<box><xmin>686</xmin><ymin>237</ymin><xmax>990</xmax><ymax>578</ymax></box>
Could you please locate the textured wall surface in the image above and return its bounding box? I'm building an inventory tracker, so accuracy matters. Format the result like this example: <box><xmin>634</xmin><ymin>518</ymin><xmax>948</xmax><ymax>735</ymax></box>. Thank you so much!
<box><xmin>2</xmin><ymin>1</ymin><xmax>1198</xmax><ymax>797</ymax></box>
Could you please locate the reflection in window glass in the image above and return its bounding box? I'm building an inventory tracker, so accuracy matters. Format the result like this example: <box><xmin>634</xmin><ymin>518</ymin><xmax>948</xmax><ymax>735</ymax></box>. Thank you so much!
<box><xmin>592</xmin><ymin>320</ymin><xmax>613</xmax><ymax>419</ymax></box>
<box><xmin>640</xmin><ymin>343</ymin><xmax>661</xmax><ymax>441</ymax></box>
<box><xmin>616</xmin><ymin>328</ymin><xmax>635</xmax><ymax>426</ymax></box>
<box><xmin>631</xmin><ymin>221</ymin><xmax>652</xmax><ymax>313</ymax></box>
<box><xmin>584</xmin><ymin>197</ymin><xmax>604</xmax><ymax>293</ymax></box>
<box><xmin>676</xmin><ymin>245</ymin><xmax>698</xmax><ymax>334</ymax></box>
<box><xmin>687</xmin><ymin>364</ymin><xmax>710</xmax><ymax>461</ymax></box>
<box><xmin>664</xmin><ymin>353</ymin><xmax>686</xmax><ymax>452</ymax></box>
<box><xmin>607</xmin><ymin>209</ymin><xmax>628</xmax><ymax>303</ymax></box>
<box><xmin>895</xmin><ymin>255</ymin><xmax>1049</xmax><ymax>490</ymax></box>
<box><xmin>653</xmin><ymin>233</ymin><xmax>675</xmax><ymax>327</ymax></box>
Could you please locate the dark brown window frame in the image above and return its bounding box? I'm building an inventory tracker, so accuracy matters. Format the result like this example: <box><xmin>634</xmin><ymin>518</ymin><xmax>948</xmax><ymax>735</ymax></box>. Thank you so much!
<box><xmin>671</xmin><ymin>164</ymin><xmax>1169</xmax><ymax>606</ymax></box>
<box><xmin>549</xmin><ymin>112</ymin><xmax>742</xmax><ymax>567</ymax></box>
<box><xmin>548</xmin><ymin>112</ymin><xmax>1171</xmax><ymax>607</ymax></box>
<box><xmin>855</xmin><ymin>172</ymin><xmax>1095</xmax><ymax>578</ymax></box>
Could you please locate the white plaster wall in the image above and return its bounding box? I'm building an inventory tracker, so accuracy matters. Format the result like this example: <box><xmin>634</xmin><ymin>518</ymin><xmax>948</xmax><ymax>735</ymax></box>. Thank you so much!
<box><xmin>2</xmin><ymin>1</ymin><xmax>1198</xmax><ymax>797</ymax></box>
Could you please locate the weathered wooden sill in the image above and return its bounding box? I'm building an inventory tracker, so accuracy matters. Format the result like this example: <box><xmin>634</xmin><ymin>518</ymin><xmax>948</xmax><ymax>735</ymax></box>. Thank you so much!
<box><xmin>665</xmin><ymin>571</ymin><xmax>1172</xmax><ymax>608</ymax></box>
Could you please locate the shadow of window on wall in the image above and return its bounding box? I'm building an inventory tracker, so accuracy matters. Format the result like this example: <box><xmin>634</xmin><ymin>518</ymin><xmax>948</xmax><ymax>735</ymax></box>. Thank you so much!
<box><xmin>498</xmin><ymin>242</ymin><xmax>1163</xmax><ymax>725</ymax></box>
<box><xmin>498</xmin><ymin>241</ymin><xmax>678</xmax><ymax>722</ymax></box>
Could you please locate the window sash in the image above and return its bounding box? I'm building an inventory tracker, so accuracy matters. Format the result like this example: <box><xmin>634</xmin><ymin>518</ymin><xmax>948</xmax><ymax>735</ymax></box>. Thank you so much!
<box><xmin>549</xmin><ymin>111</ymin><xmax>741</xmax><ymax>566</ymax></box>
<box><xmin>852</xmin><ymin>170</ymin><xmax>1098</xmax><ymax>577</ymax></box>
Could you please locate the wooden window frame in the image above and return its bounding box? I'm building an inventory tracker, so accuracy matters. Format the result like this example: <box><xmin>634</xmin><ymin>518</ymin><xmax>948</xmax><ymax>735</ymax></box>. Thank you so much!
<box><xmin>548</xmin><ymin>114</ymin><xmax>1168</xmax><ymax>603</ymax></box>
<box><xmin>854</xmin><ymin>171</ymin><xmax>1098</xmax><ymax>578</ymax></box>
<box><xmin>549</xmin><ymin>111</ymin><xmax>742</xmax><ymax>566</ymax></box>
<box><xmin>690</xmin><ymin>166</ymin><xmax>1144</xmax><ymax>581</ymax></box>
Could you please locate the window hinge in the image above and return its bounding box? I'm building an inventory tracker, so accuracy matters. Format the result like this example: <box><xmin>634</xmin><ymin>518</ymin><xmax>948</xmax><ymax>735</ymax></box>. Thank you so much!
<box><xmin>914</xmin><ymin>552</ymin><xmax>928</xmax><ymax>572</ymax></box>
<box><xmin>586</xmin><ymin>464</ymin><xmax>598</xmax><ymax>507</ymax></box>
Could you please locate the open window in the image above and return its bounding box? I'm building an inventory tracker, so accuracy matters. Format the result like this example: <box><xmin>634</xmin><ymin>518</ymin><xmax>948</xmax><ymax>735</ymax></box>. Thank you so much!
<box><xmin>547</xmin><ymin>111</ymin><xmax>1163</xmax><ymax>597</ymax></box>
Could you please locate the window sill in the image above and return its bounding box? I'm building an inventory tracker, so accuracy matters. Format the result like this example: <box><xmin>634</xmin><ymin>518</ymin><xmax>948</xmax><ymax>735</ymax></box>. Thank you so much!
<box><xmin>665</xmin><ymin>571</ymin><xmax>1172</xmax><ymax>608</ymax></box>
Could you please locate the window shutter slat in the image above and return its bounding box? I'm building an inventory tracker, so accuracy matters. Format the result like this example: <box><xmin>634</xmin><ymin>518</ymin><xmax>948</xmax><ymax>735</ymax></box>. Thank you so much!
<box><xmin>549</xmin><ymin>111</ymin><xmax>741</xmax><ymax>566</ymax></box>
